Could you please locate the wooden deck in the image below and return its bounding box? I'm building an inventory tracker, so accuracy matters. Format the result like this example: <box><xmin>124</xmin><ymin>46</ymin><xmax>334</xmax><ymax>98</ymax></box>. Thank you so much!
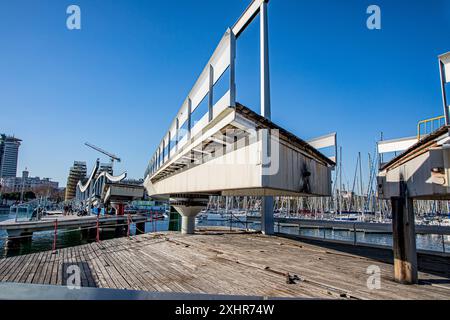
<box><xmin>0</xmin><ymin>228</ymin><xmax>449</xmax><ymax>299</ymax></box>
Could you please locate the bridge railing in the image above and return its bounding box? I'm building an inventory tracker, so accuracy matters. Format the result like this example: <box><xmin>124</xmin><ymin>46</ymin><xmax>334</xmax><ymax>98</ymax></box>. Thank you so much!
<box><xmin>146</xmin><ymin>29</ymin><xmax>237</xmax><ymax>179</ymax></box>
<box><xmin>417</xmin><ymin>115</ymin><xmax>446</xmax><ymax>140</ymax></box>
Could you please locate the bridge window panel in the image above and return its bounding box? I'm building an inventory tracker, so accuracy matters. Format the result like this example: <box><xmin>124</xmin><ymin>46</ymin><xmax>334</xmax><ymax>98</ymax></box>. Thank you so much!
<box><xmin>170</xmin><ymin>127</ymin><xmax>179</xmax><ymax>152</ymax></box>
<box><xmin>163</xmin><ymin>144</ymin><xmax>170</xmax><ymax>163</ymax></box>
<box><xmin>176</xmin><ymin>120</ymin><xmax>189</xmax><ymax>149</ymax></box>
<box><xmin>179</xmin><ymin>120</ymin><xmax>189</xmax><ymax>137</ymax></box>
<box><xmin>167</xmin><ymin>131</ymin><xmax>174</xmax><ymax>156</ymax></box>
<box><xmin>190</xmin><ymin>70</ymin><xmax>210</xmax><ymax>111</ymax></box>
<box><xmin>177</xmin><ymin>101</ymin><xmax>189</xmax><ymax>128</ymax></box>
<box><xmin>191</xmin><ymin>94</ymin><xmax>209</xmax><ymax>130</ymax></box>
<box><xmin>213</xmin><ymin>66</ymin><xmax>230</xmax><ymax>106</ymax></box>
<box><xmin>210</xmin><ymin>31</ymin><xmax>232</xmax><ymax>83</ymax></box>
<box><xmin>234</xmin><ymin>18</ymin><xmax>260</xmax><ymax>115</ymax></box>
<box><xmin>191</xmin><ymin>95</ymin><xmax>209</xmax><ymax>137</ymax></box>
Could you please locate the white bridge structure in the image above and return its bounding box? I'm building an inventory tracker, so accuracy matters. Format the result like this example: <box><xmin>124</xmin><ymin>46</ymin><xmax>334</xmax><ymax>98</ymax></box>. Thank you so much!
<box><xmin>77</xmin><ymin>159</ymin><xmax>143</xmax><ymax>214</ymax></box>
<box><xmin>376</xmin><ymin>52</ymin><xmax>450</xmax><ymax>284</ymax></box>
<box><xmin>143</xmin><ymin>0</ymin><xmax>336</xmax><ymax>234</ymax></box>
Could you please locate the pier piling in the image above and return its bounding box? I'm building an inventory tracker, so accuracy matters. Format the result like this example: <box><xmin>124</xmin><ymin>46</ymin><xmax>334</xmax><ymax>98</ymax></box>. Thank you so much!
<box><xmin>391</xmin><ymin>195</ymin><xmax>418</xmax><ymax>284</ymax></box>
<box><xmin>261</xmin><ymin>196</ymin><xmax>274</xmax><ymax>235</ymax></box>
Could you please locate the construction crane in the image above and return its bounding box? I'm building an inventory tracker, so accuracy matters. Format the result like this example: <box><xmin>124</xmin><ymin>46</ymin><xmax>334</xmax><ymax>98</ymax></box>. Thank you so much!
<box><xmin>85</xmin><ymin>142</ymin><xmax>121</xmax><ymax>165</ymax></box>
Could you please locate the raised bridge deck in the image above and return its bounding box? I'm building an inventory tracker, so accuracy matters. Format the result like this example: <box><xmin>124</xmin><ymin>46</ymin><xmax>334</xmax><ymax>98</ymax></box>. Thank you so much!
<box><xmin>0</xmin><ymin>228</ymin><xmax>449</xmax><ymax>299</ymax></box>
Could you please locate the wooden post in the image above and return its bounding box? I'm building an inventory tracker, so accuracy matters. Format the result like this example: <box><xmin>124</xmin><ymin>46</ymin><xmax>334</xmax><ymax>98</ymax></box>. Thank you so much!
<box><xmin>96</xmin><ymin>215</ymin><xmax>100</xmax><ymax>242</ymax></box>
<box><xmin>391</xmin><ymin>195</ymin><xmax>418</xmax><ymax>284</ymax></box>
<box><xmin>127</xmin><ymin>214</ymin><xmax>131</xmax><ymax>238</ymax></box>
<box><xmin>52</xmin><ymin>219</ymin><xmax>58</xmax><ymax>254</ymax></box>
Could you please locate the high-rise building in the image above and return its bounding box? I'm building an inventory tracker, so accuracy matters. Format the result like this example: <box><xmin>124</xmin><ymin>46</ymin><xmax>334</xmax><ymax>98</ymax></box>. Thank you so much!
<box><xmin>65</xmin><ymin>161</ymin><xmax>87</xmax><ymax>201</ymax></box>
<box><xmin>0</xmin><ymin>134</ymin><xmax>21</xmax><ymax>178</ymax></box>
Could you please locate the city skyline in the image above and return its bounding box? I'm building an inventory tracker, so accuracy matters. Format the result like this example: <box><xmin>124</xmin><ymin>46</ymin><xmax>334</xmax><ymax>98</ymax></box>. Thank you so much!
<box><xmin>1</xmin><ymin>0</ymin><xmax>450</xmax><ymax>187</ymax></box>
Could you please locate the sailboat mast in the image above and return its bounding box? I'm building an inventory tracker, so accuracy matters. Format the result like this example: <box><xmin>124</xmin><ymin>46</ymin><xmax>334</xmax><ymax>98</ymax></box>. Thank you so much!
<box><xmin>339</xmin><ymin>146</ymin><xmax>343</xmax><ymax>215</ymax></box>
<box><xmin>359</xmin><ymin>152</ymin><xmax>364</xmax><ymax>217</ymax></box>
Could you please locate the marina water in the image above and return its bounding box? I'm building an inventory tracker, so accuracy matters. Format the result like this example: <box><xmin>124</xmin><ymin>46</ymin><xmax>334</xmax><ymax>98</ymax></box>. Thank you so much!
<box><xmin>0</xmin><ymin>210</ymin><xmax>448</xmax><ymax>258</ymax></box>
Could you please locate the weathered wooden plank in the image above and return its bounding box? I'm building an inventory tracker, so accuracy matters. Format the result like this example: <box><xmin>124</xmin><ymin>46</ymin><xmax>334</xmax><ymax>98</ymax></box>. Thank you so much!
<box><xmin>0</xmin><ymin>230</ymin><xmax>449</xmax><ymax>299</ymax></box>
<box><xmin>27</xmin><ymin>251</ymin><xmax>45</xmax><ymax>283</ymax></box>
<box><xmin>2</xmin><ymin>254</ymin><xmax>26</xmax><ymax>283</ymax></box>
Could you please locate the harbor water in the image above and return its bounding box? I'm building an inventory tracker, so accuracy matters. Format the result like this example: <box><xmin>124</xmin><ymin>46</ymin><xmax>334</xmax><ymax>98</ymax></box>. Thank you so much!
<box><xmin>196</xmin><ymin>218</ymin><xmax>450</xmax><ymax>253</ymax></box>
<box><xmin>0</xmin><ymin>211</ymin><xmax>449</xmax><ymax>258</ymax></box>
<box><xmin>0</xmin><ymin>211</ymin><xmax>169</xmax><ymax>258</ymax></box>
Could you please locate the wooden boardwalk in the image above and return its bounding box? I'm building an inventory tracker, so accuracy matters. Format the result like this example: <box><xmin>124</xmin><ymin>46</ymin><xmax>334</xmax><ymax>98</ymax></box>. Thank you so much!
<box><xmin>0</xmin><ymin>228</ymin><xmax>449</xmax><ymax>299</ymax></box>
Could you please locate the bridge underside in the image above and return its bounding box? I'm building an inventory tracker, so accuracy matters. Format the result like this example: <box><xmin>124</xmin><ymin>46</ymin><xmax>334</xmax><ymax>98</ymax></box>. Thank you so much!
<box><xmin>378</xmin><ymin>125</ymin><xmax>450</xmax><ymax>200</ymax></box>
<box><xmin>145</xmin><ymin>103</ymin><xmax>334</xmax><ymax>199</ymax></box>
<box><xmin>103</xmin><ymin>183</ymin><xmax>144</xmax><ymax>204</ymax></box>
<box><xmin>144</xmin><ymin>103</ymin><xmax>334</xmax><ymax>234</ymax></box>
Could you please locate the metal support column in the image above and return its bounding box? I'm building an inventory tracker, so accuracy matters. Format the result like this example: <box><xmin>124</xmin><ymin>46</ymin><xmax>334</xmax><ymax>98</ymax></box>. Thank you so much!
<box><xmin>439</xmin><ymin>58</ymin><xmax>449</xmax><ymax>125</ymax></box>
<box><xmin>259</xmin><ymin>0</ymin><xmax>274</xmax><ymax>235</ymax></box>
<box><xmin>261</xmin><ymin>196</ymin><xmax>274</xmax><ymax>235</ymax></box>
<box><xmin>187</xmin><ymin>98</ymin><xmax>192</xmax><ymax>140</ymax></box>
<box><xmin>260</xmin><ymin>0</ymin><xmax>271</xmax><ymax>119</ymax></box>
<box><xmin>208</xmin><ymin>65</ymin><xmax>214</xmax><ymax>121</ymax></box>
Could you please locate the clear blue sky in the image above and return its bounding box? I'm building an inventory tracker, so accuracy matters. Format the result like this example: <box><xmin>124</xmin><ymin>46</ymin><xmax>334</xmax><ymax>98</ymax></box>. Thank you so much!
<box><xmin>1</xmin><ymin>0</ymin><xmax>449</xmax><ymax>189</ymax></box>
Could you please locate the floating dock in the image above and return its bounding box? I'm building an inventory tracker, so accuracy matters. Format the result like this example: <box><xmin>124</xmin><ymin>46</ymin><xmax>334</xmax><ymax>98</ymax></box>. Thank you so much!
<box><xmin>0</xmin><ymin>228</ymin><xmax>449</xmax><ymax>299</ymax></box>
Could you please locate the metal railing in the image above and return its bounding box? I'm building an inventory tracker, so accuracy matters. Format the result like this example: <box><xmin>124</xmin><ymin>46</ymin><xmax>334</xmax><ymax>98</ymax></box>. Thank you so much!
<box><xmin>417</xmin><ymin>115</ymin><xmax>445</xmax><ymax>140</ymax></box>
<box><xmin>0</xmin><ymin>212</ymin><xmax>166</xmax><ymax>256</ymax></box>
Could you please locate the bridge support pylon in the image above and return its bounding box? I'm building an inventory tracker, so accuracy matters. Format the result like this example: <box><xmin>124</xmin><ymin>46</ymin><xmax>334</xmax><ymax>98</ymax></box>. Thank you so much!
<box><xmin>172</xmin><ymin>206</ymin><xmax>203</xmax><ymax>235</ymax></box>
<box><xmin>170</xmin><ymin>195</ymin><xmax>208</xmax><ymax>235</ymax></box>
<box><xmin>261</xmin><ymin>196</ymin><xmax>274</xmax><ymax>235</ymax></box>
